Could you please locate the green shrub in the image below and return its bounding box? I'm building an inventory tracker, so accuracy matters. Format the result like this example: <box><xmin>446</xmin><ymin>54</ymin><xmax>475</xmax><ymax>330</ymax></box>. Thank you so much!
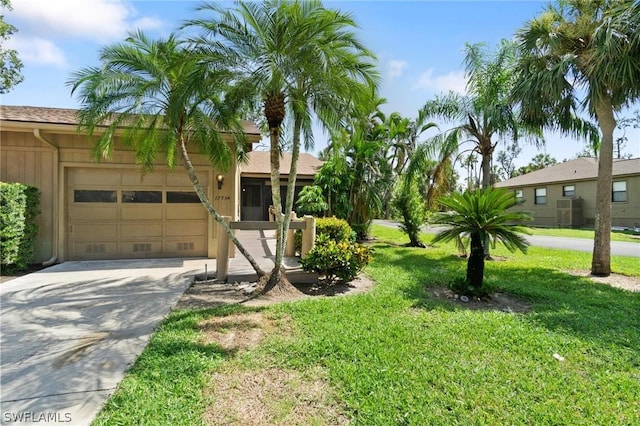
<box><xmin>300</xmin><ymin>234</ymin><xmax>372</xmax><ymax>284</ymax></box>
<box><xmin>1</xmin><ymin>182</ymin><xmax>40</xmax><ymax>271</ymax></box>
<box><xmin>294</xmin><ymin>216</ymin><xmax>356</xmax><ymax>254</ymax></box>
<box><xmin>393</xmin><ymin>178</ymin><xmax>427</xmax><ymax>247</ymax></box>
<box><xmin>295</xmin><ymin>185</ymin><xmax>328</xmax><ymax>216</ymax></box>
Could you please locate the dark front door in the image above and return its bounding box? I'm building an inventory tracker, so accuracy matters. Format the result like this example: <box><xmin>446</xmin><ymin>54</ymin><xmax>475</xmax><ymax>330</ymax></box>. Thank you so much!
<box><xmin>241</xmin><ymin>183</ymin><xmax>264</xmax><ymax>220</ymax></box>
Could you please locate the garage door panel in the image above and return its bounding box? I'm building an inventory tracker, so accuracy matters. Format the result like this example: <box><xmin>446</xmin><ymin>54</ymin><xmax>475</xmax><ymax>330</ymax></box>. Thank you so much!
<box><xmin>166</xmin><ymin>221</ymin><xmax>208</xmax><ymax>237</ymax></box>
<box><xmin>167</xmin><ymin>173</ymin><xmax>208</xmax><ymax>187</ymax></box>
<box><xmin>73</xmin><ymin>224</ymin><xmax>118</xmax><ymax>240</ymax></box>
<box><xmin>121</xmin><ymin>206</ymin><xmax>163</xmax><ymax>220</ymax></box>
<box><xmin>166</xmin><ymin>205</ymin><xmax>207</xmax><ymax>220</ymax></box>
<box><xmin>121</xmin><ymin>223</ymin><xmax>163</xmax><ymax>237</ymax></box>
<box><xmin>68</xmin><ymin>169</ymin><xmax>121</xmax><ymax>186</ymax></box>
<box><xmin>121</xmin><ymin>172</ymin><xmax>163</xmax><ymax>186</ymax></box>
<box><xmin>164</xmin><ymin>238</ymin><xmax>207</xmax><ymax>256</ymax></box>
<box><xmin>71</xmin><ymin>242</ymin><xmax>118</xmax><ymax>260</ymax></box>
<box><xmin>119</xmin><ymin>241</ymin><xmax>163</xmax><ymax>258</ymax></box>
<box><xmin>69</xmin><ymin>207</ymin><xmax>118</xmax><ymax>221</ymax></box>
<box><xmin>68</xmin><ymin>168</ymin><xmax>208</xmax><ymax>260</ymax></box>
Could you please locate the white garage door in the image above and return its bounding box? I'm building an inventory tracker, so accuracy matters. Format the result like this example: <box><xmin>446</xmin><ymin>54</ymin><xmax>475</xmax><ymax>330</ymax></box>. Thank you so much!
<box><xmin>67</xmin><ymin>168</ymin><xmax>209</xmax><ymax>260</ymax></box>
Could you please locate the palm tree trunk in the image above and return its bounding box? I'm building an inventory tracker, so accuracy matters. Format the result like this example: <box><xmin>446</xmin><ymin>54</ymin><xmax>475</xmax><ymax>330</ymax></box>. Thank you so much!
<box><xmin>279</xmin><ymin>114</ymin><xmax>302</xmax><ymax>262</ymax></box>
<box><xmin>177</xmin><ymin>136</ymin><xmax>266</xmax><ymax>277</ymax></box>
<box><xmin>466</xmin><ymin>232</ymin><xmax>485</xmax><ymax>289</ymax></box>
<box><xmin>269</xmin><ymin>125</ymin><xmax>285</xmax><ymax>285</ymax></box>
<box><xmin>591</xmin><ymin>97</ymin><xmax>615</xmax><ymax>276</ymax></box>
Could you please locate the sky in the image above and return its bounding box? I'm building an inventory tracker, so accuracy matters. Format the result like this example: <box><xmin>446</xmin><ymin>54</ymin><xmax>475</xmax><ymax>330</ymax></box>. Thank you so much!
<box><xmin>2</xmin><ymin>0</ymin><xmax>639</xmax><ymax>170</ymax></box>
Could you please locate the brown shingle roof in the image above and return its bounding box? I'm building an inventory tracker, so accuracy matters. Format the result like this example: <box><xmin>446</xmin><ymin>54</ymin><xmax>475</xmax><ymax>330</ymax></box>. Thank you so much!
<box><xmin>0</xmin><ymin>105</ymin><xmax>261</xmax><ymax>136</ymax></box>
<box><xmin>494</xmin><ymin>157</ymin><xmax>640</xmax><ymax>188</ymax></box>
<box><xmin>242</xmin><ymin>151</ymin><xmax>323</xmax><ymax>178</ymax></box>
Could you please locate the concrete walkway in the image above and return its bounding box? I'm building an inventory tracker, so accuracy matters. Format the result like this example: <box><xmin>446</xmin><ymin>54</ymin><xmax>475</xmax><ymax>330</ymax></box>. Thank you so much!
<box><xmin>0</xmin><ymin>258</ymin><xmax>209</xmax><ymax>426</ymax></box>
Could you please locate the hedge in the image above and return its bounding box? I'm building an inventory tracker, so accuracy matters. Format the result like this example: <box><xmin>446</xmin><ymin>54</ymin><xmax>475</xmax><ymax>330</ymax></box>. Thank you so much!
<box><xmin>1</xmin><ymin>182</ymin><xmax>40</xmax><ymax>271</ymax></box>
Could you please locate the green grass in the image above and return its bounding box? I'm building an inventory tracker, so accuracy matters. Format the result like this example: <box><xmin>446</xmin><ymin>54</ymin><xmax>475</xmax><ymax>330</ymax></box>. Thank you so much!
<box><xmin>525</xmin><ymin>226</ymin><xmax>640</xmax><ymax>243</ymax></box>
<box><xmin>93</xmin><ymin>225</ymin><xmax>640</xmax><ymax>425</ymax></box>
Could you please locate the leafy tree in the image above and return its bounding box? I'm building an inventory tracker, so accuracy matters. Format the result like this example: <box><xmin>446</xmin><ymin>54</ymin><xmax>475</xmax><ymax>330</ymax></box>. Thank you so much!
<box><xmin>187</xmin><ymin>0</ymin><xmax>377</xmax><ymax>289</ymax></box>
<box><xmin>432</xmin><ymin>188</ymin><xmax>532</xmax><ymax>295</ymax></box>
<box><xmin>0</xmin><ymin>0</ymin><xmax>23</xmax><ymax>93</ymax></box>
<box><xmin>422</xmin><ymin>40</ymin><xmax>541</xmax><ymax>190</ymax></box>
<box><xmin>513</xmin><ymin>153</ymin><xmax>557</xmax><ymax>176</ymax></box>
<box><xmin>392</xmin><ymin>177</ymin><xmax>427</xmax><ymax>247</ymax></box>
<box><xmin>615</xmin><ymin>109</ymin><xmax>639</xmax><ymax>159</ymax></box>
<box><xmin>495</xmin><ymin>143</ymin><xmax>522</xmax><ymax>180</ymax></box>
<box><xmin>68</xmin><ymin>31</ymin><xmax>266</xmax><ymax>276</ymax></box>
<box><xmin>295</xmin><ymin>185</ymin><xmax>328</xmax><ymax>216</ymax></box>
<box><xmin>512</xmin><ymin>0</ymin><xmax>640</xmax><ymax>276</ymax></box>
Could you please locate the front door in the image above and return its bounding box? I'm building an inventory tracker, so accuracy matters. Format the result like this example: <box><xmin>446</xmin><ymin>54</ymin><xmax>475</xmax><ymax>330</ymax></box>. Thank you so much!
<box><xmin>241</xmin><ymin>184</ymin><xmax>264</xmax><ymax>220</ymax></box>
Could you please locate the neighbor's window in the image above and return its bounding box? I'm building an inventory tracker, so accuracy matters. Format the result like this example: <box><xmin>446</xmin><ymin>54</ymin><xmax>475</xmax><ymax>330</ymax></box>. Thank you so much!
<box><xmin>122</xmin><ymin>191</ymin><xmax>162</xmax><ymax>203</ymax></box>
<box><xmin>167</xmin><ymin>191</ymin><xmax>200</xmax><ymax>203</ymax></box>
<box><xmin>514</xmin><ymin>189</ymin><xmax>524</xmax><ymax>204</ymax></box>
<box><xmin>74</xmin><ymin>190</ymin><xmax>116</xmax><ymax>203</ymax></box>
<box><xmin>535</xmin><ymin>188</ymin><xmax>547</xmax><ymax>205</ymax></box>
<box><xmin>563</xmin><ymin>185</ymin><xmax>576</xmax><ymax>197</ymax></box>
<box><xmin>612</xmin><ymin>181</ymin><xmax>627</xmax><ymax>202</ymax></box>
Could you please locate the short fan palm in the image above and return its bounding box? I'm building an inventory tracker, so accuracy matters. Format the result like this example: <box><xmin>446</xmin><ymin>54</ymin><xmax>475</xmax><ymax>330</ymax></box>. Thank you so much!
<box><xmin>432</xmin><ymin>188</ymin><xmax>532</xmax><ymax>295</ymax></box>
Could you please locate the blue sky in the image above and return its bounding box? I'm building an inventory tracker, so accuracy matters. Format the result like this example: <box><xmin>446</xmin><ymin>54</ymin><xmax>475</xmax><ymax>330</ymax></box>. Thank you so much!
<box><xmin>2</xmin><ymin>0</ymin><xmax>639</xmax><ymax>168</ymax></box>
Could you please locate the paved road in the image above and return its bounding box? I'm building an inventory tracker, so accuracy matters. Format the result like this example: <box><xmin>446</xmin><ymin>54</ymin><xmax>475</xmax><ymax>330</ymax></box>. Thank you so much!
<box><xmin>0</xmin><ymin>258</ymin><xmax>209</xmax><ymax>426</ymax></box>
<box><xmin>373</xmin><ymin>220</ymin><xmax>640</xmax><ymax>258</ymax></box>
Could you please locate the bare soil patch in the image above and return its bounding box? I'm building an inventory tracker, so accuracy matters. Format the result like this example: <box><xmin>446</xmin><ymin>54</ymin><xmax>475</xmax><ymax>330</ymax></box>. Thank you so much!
<box><xmin>176</xmin><ymin>273</ymin><xmax>375</xmax><ymax>309</ymax></box>
<box><xmin>205</xmin><ymin>367</ymin><xmax>348</xmax><ymax>426</ymax></box>
<box><xmin>199</xmin><ymin>311</ymin><xmax>348</xmax><ymax>425</ymax></box>
<box><xmin>428</xmin><ymin>286</ymin><xmax>531</xmax><ymax>313</ymax></box>
<box><xmin>563</xmin><ymin>270</ymin><xmax>640</xmax><ymax>293</ymax></box>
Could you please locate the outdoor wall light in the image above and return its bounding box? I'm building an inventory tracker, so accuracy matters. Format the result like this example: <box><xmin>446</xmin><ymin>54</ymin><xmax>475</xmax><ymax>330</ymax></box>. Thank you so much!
<box><xmin>216</xmin><ymin>174</ymin><xmax>224</xmax><ymax>190</ymax></box>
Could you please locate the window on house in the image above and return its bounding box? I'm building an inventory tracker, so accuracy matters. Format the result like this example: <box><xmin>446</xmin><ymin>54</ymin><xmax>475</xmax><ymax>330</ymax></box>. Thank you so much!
<box><xmin>562</xmin><ymin>185</ymin><xmax>576</xmax><ymax>198</ymax></box>
<box><xmin>122</xmin><ymin>191</ymin><xmax>162</xmax><ymax>203</ymax></box>
<box><xmin>612</xmin><ymin>181</ymin><xmax>627</xmax><ymax>202</ymax></box>
<box><xmin>514</xmin><ymin>189</ymin><xmax>524</xmax><ymax>204</ymax></box>
<box><xmin>167</xmin><ymin>191</ymin><xmax>200</xmax><ymax>203</ymax></box>
<box><xmin>74</xmin><ymin>190</ymin><xmax>116</xmax><ymax>203</ymax></box>
<box><xmin>535</xmin><ymin>188</ymin><xmax>546</xmax><ymax>205</ymax></box>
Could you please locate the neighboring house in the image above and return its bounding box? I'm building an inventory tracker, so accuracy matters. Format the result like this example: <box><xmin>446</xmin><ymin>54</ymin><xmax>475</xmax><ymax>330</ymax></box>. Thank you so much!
<box><xmin>0</xmin><ymin>105</ymin><xmax>261</xmax><ymax>262</ymax></box>
<box><xmin>495</xmin><ymin>157</ymin><xmax>640</xmax><ymax>228</ymax></box>
<box><xmin>239</xmin><ymin>151</ymin><xmax>324</xmax><ymax>220</ymax></box>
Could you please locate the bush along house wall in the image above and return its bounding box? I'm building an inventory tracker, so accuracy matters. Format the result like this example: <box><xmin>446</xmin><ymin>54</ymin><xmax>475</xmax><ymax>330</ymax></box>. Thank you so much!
<box><xmin>1</xmin><ymin>182</ymin><xmax>40</xmax><ymax>272</ymax></box>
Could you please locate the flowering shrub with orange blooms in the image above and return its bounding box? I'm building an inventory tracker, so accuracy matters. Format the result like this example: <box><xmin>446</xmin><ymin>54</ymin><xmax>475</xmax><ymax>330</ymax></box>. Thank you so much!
<box><xmin>300</xmin><ymin>233</ymin><xmax>372</xmax><ymax>284</ymax></box>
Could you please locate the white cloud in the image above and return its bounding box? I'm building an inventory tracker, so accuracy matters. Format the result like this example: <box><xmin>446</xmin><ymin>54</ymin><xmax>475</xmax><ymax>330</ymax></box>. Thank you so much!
<box><xmin>414</xmin><ymin>68</ymin><xmax>467</xmax><ymax>95</ymax></box>
<box><xmin>386</xmin><ymin>59</ymin><xmax>408</xmax><ymax>80</ymax></box>
<box><xmin>6</xmin><ymin>36</ymin><xmax>66</xmax><ymax>67</ymax></box>
<box><xmin>11</xmin><ymin>0</ymin><xmax>165</xmax><ymax>42</ymax></box>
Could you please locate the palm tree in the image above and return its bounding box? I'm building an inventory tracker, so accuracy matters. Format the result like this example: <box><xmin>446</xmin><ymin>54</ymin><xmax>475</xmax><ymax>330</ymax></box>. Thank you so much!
<box><xmin>431</xmin><ymin>188</ymin><xmax>532</xmax><ymax>294</ymax></box>
<box><xmin>187</xmin><ymin>0</ymin><xmax>378</xmax><ymax>289</ymax></box>
<box><xmin>512</xmin><ymin>0</ymin><xmax>640</xmax><ymax>276</ymax></box>
<box><xmin>422</xmin><ymin>40</ymin><xmax>542</xmax><ymax>191</ymax></box>
<box><xmin>68</xmin><ymin>31</ymin><xmax>267</xmax><ymax>276</ymax></box>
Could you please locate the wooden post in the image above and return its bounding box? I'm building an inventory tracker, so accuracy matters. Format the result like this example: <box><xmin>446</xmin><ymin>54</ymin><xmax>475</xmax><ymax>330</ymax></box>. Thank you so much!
<box><xmin>216</xmin><ymin>216</ymin><xmax>231</xmax><ymax>281</ymax></box>
<box><xmin>285</xmin><ymin>212</ymin><xmax>297</xmax><ymax>256</ymax></box>
<box><xmin>301</xmin><ymin>215</ymin><xmax>316</xmax><ymax>257</ymax></box>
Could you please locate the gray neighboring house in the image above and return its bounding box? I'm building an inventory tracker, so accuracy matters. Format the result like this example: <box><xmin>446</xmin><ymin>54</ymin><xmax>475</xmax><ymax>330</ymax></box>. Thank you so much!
<box><xmin>494</xmin><ymin>157</ymin><xmax>640</xmax><ymax>228</ymax></box>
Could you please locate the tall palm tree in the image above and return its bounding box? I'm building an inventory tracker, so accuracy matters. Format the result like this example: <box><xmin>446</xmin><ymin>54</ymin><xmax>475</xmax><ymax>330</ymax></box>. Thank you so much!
<box><xmin>432</xmin><ymin>188</ymin><xmax>532</xmax><ymax>294</ymax></box>
<box><xmin>422</xmin><ymin>40</ymin><xmax>542</xmax><ymax>191</ymax></box>
<box><xmin>187</xmin><ymin>0</ymin><xmax>378</xmax><ymax>289</ymax></box>
<box><xmin>68</xmin><ymin>31</ymin><xmax>266</xmax><ymax>276</ymax></box>
<box><xmin>512</xmin><ymin>0</ymin><xmax>640</xmax><ymax>276</ymax></box>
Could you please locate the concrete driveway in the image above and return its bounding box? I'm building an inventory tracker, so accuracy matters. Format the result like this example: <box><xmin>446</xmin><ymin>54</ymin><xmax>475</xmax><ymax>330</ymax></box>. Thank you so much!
<box><xmin>0</xmin><ymin>258</ymin><xmax>210</xmax><ymax>426</ymax></box>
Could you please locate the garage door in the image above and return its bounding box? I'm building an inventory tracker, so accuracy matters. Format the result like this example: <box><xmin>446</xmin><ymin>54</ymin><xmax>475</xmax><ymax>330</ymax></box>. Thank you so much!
<box><xmin>67</xmin><ymin>168</ymin><xmax>209</xmax><ymax>260</ymax></box>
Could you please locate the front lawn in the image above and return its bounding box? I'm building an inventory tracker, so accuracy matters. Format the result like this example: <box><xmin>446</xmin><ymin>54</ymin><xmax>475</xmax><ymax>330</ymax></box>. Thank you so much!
<box><xmin>93</xmin><ymin>225</ymin><xmax>640</xmax><ymax>425</ymax></box>
<box><xmin>526</xmin><ymin>226</ymin><xmax>640</xmax><ymax>243</ymax></box>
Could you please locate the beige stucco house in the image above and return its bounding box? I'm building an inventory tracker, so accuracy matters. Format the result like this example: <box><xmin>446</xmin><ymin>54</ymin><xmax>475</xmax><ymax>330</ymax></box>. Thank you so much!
<box><xmin>240</xmin><ymin>151</ymin><xmax>323</xmax><ymax>221</ymax></box>
<box><xmin>0</xmin><ymin>105</ymin><xmax>261</xmax><ymax>263</ymax></box>
<box><xmin>494</xmin><ymin>157</ymin><xmax>640</xmax><ymax>228</ymax></box>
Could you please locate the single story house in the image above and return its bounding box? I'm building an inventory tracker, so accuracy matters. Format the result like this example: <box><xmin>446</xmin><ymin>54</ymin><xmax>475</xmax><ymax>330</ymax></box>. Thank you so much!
<box><xmin>239</xmin><ymin>151</ymin><xmax>324</xmax><ymax>221</ymax></box>
<box><xmin>494</xmin><ymin>157</ymin><xmax>640</xmax><ymax>228</ymax></box>
<box><xmin>1</xmin><ymin>105</ymin><xmax>261</xmax><ymax>263</ymax></box>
